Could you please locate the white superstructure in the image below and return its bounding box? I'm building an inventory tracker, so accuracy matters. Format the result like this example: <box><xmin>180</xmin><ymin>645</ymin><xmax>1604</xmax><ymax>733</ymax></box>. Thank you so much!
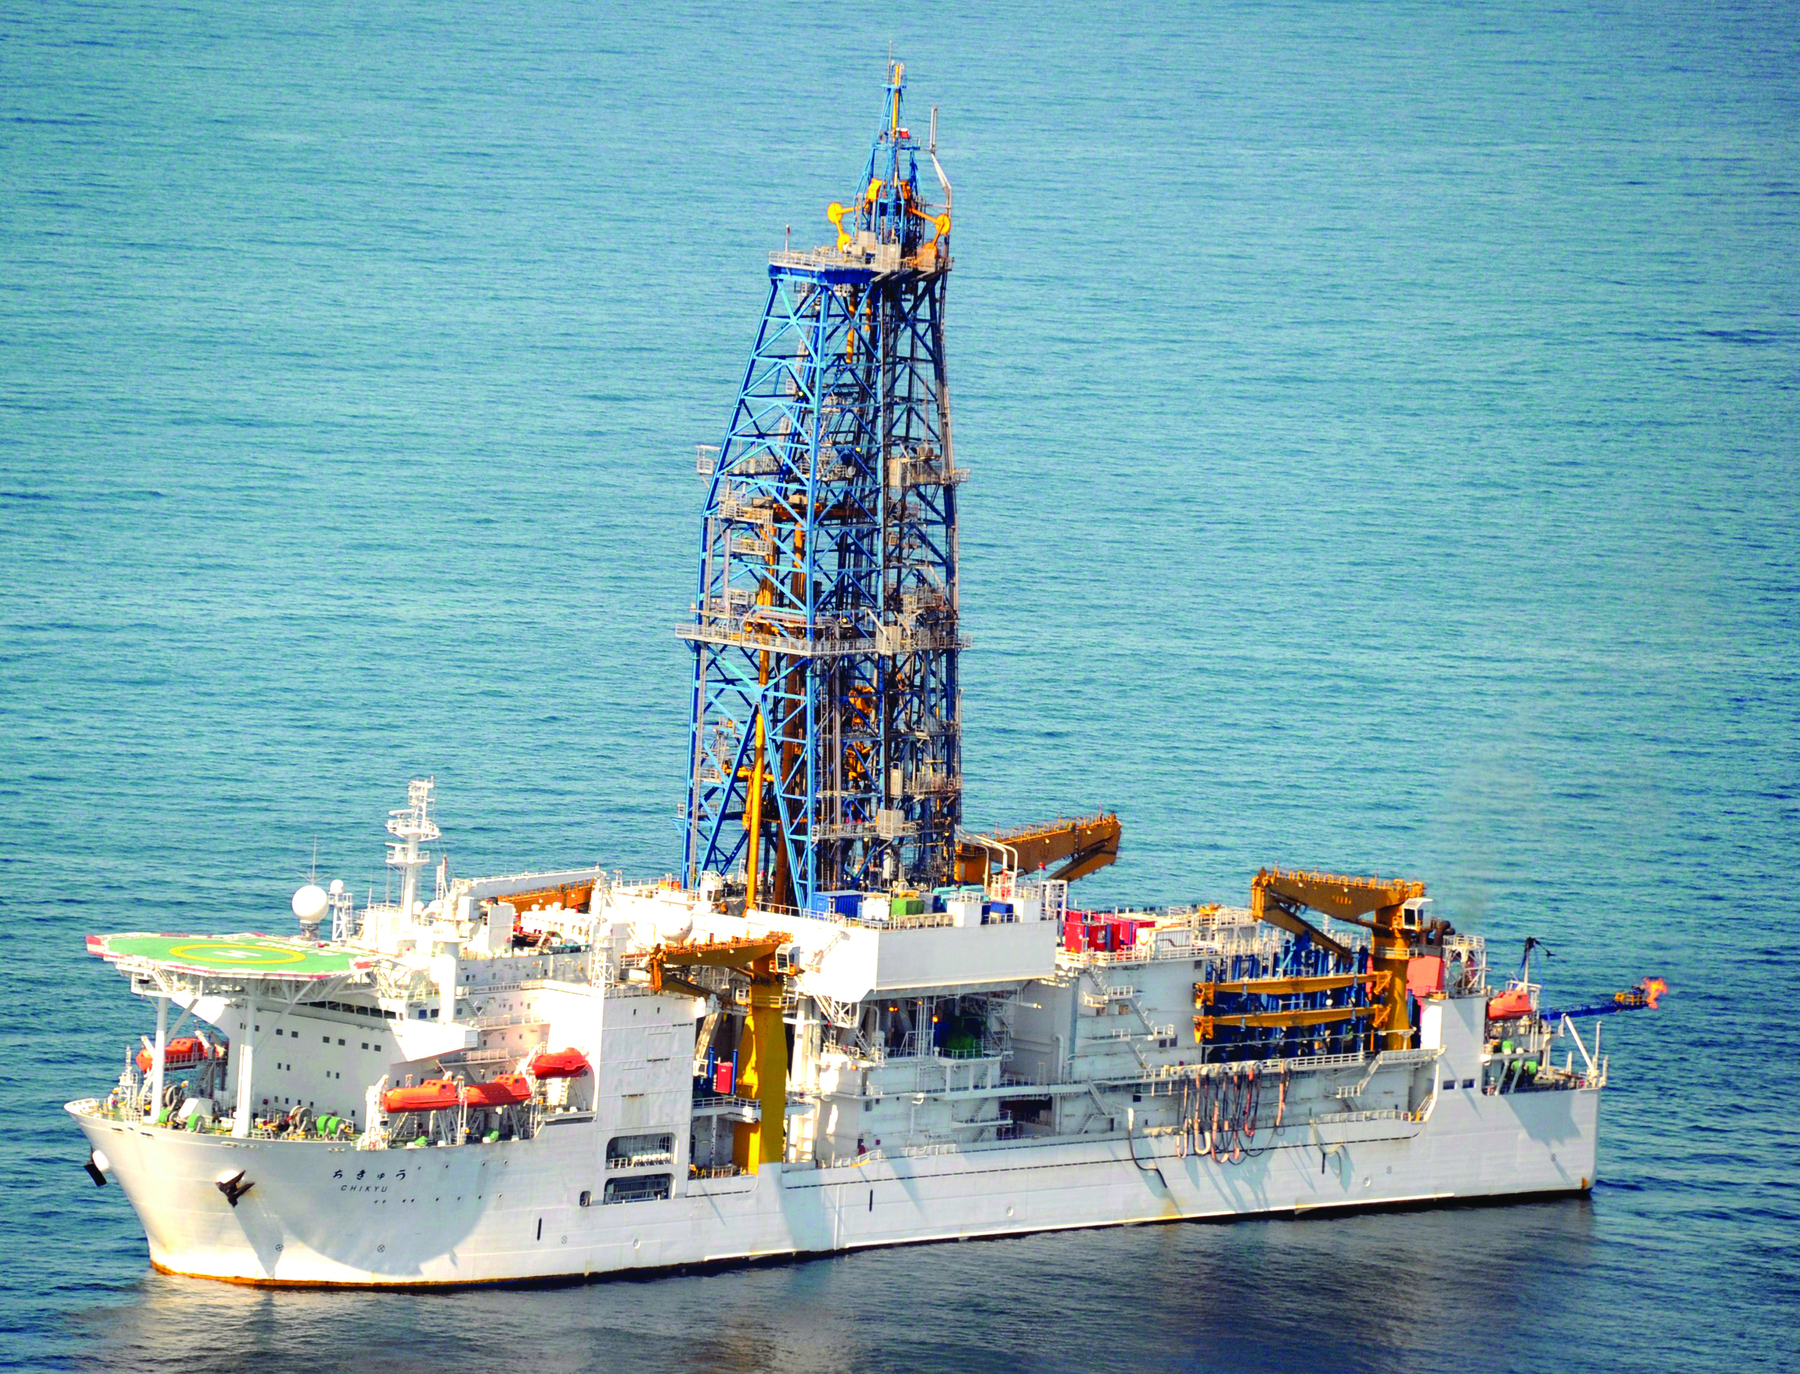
<box><xmin>70</xmin><ymin>781</ymin><xmax>1613</xmax><ymax>1287</ymax></box>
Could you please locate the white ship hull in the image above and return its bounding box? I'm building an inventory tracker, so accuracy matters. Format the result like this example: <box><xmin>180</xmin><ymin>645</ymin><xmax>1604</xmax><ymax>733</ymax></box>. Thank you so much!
<box><xmin>73</xmin><ymin>1086</ymin><xmax>1597</xmax><ymax>1287</ymax></box>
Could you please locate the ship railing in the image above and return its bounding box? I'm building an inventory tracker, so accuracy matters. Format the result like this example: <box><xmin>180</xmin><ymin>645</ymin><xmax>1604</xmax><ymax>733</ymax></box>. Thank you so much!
<box><xmin>607</xmin><ymin>1152</ymin><xmax>674</xmax><ymax>1170</ymax></box>
<box><xmin>1129</xmin><ymin>1048</ymin><xmax>1389</xmax><ymax>1084</ymax></box>
<box><xmin>464</xmin><ymin>1009</ymin><xmax>550</xmax><ymax>1031</ymax></box>
<box><xmin>1065</xmin><ymin>942</ymin><xmax>1222</xmax><ymax>968</ymax></box>
<box><xmin>899</xmin><ymin>1141</ymin><xmax>959</xmax><ymax>1159</ymax></box>
<box><xmin>437</xmin><ymin>1047</ymin><xmax>518</xmax><ymax>1069</ymax></box>
<box><xmin>689</xmin><ymin>1093</ymin><xmax>757</xmax><ymax>1115</ymax></box>
<box><xmin>1376</xmin><ymin>1047</ymin><xmax>1438</xmax><ymax>1067</ymax></box>
<box><xmin>768</xmin><ymin>246</ymin><xmax>872</xmax><ymax>271</ymax></box>
<box><xmin>689</xmin><ymin>1164</ymin><xmax>747</xmax><ymax>1181</ymax></box>
<box><xmin>1310</xmin><ymin>1106</ymin><xmax>1428</xmax><ymax>1128</ymax></box>
<box><xmin>463</xmin><ymin>976</ymin><xmax>565</xmax><ymax>996</ymax></box>
<box><xmin>748</xmin><ymin>898</ymin><xmax>956</xmax><ymax>932</ymax></box>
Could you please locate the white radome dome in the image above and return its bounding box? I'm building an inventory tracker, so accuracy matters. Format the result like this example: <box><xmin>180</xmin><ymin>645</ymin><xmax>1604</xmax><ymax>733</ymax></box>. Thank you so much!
<box><xmin>327</xmin><ymin>878</ymin><xmax>345</xmax><ymax>896</ymax></box>
<box><xmin>292</xmin><ymin>884</ymin><xmax>329</xmax><ymax>922</ymax></box>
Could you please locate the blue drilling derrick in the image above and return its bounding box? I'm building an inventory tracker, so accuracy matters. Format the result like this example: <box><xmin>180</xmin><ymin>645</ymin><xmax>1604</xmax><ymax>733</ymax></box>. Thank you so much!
<box><xmin>681</xmin><ymin>65</ymin><xmax>963</xmax><ymax>913</ymax></box>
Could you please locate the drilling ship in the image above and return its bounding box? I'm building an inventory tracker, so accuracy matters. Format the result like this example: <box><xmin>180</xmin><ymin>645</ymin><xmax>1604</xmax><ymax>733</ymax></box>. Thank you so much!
<box><xmin>69</xmin><ymin>69</ymin><xmax>1663</xmax><ymax>1287</ymax></box>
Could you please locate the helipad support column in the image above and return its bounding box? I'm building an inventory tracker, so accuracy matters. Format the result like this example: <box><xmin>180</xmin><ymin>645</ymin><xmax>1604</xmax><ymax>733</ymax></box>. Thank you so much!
<box><xmin>232</xmin><ymin>985</ymin><xmax>256</xmax><ymax>1138</ymax></box>
<box><xmin>147</xmin><ymin>994</ymin><xmax>168</xmax><ymax>1121</ymax></box>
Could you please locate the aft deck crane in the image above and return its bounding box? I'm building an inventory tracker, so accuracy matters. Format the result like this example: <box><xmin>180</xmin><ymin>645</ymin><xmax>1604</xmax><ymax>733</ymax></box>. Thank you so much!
<box><xmin>1249</xmin><ymin>867</ymin><xmax>1433</xmax><ymax>1051</ymax></box>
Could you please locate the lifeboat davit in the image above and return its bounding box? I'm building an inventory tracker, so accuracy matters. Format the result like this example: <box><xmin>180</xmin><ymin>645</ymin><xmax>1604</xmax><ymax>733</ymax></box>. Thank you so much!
<box><xmin>383</xmin><ymin>1079</ymin><xmax>461</xmax><ymax>1113</ymax></box>
<box><xmin>1486</xmin><ymin>988</ymin><xmax>1534</xmax><ymax>1021</ymax></box>
<box><xmin>529</xmin><ymin>1048</ymin><xmax>590</xmax><ymax>1079</ymax></box>
<box><xmin>135</xmin><ymin>1037</ymin><xmax>211</xmax><ymax>1073</ymax></box>
<box><xmin>462</xmin><ymin>1073</ymin><xmax>531</xmax><ymax>1108</ymax></box>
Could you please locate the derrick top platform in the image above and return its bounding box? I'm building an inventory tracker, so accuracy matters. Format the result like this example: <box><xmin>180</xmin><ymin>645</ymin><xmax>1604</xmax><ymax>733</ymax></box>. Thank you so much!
<box><xmin>87</xmin><ymin>932</ymin><xmax>378</xmax><ymax>983</ymax></box>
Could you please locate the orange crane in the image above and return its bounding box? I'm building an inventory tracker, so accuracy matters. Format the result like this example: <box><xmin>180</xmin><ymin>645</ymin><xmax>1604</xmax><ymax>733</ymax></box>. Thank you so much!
<box><xmin>635</xmin><ymin>933</ymin><xmax>792</xmax><ymax>1172</ymax></box>
<box><xmin>953</xmin><ymin>811</ymin><xmax>1122</xmax><ymax>885</ymax></box>
<box><xmin>1248</xmin><ymin>867</ymin><xmax>1430</xmax><ymax>1051</ymax></box>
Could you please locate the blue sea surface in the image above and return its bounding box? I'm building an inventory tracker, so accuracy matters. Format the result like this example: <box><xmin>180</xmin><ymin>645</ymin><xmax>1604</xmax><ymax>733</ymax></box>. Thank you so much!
<box><xmin>3</xmin><ymin>3</ymin><xmax>1797</xmax><ymax>1371</ymax></box>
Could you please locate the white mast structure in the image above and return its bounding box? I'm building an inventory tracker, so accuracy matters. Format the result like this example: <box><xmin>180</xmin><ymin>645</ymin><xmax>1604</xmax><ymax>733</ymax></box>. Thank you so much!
<box><xmin>375</xmin><ymin>778</ymin><xmax>439</xmax><ymax>953</ymax></box>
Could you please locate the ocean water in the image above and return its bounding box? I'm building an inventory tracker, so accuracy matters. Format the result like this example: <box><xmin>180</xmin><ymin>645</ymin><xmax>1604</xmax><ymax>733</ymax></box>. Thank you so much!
<box><xmin>3</xmin><ymin>2</ymin><xmax>1797</xmax><ymax>1370</ymax></box>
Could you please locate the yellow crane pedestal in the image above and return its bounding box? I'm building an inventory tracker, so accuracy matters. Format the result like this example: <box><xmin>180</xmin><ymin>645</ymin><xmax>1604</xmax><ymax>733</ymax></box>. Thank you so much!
<box><xmin>636</xmin><ymin>933</ymin><xmax>793</xmax><ymax>1173</ymax></box>
<box><xmin>732</xmin><ymin>963</ymin><xmax>788</xmax><ymax>1171</ymax></box>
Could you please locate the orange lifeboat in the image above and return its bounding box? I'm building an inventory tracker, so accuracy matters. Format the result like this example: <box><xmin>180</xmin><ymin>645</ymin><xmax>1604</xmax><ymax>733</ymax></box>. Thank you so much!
<box><xmin>1486</xmin><ymin>988</ymin><xmax>1534</xmax><ymax>1021</ymax></box>
<box><xmin>529</xmin><ymin>1049</ymin><xmax>590</xmax><ymax>1080</ymax></box>
<box><xmin>462</xmin><ymin>1074</ymin><xmax>531</xmax><ymax>1108</ymax></box>
<box><xmin>383</xmin><ymin>1079</ymin><xmax>460</xmax><ymax>1113</ymax></box>
<box><xmin>136</xmin><ymin>1037</ymin><xmax>210</xmax><ymax>1073</ymax></box>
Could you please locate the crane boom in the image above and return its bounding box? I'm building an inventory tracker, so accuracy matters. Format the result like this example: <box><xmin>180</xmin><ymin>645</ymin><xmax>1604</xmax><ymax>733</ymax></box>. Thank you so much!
<box><xmin>1251</xmin><ymin>868</ymin><xmax>1425</xmax><ymax>923</ymax></box>
<box><xmin>953</xmin><ymin>811</ymin><xmax>1121</xmax><ymax>884</ymax></box>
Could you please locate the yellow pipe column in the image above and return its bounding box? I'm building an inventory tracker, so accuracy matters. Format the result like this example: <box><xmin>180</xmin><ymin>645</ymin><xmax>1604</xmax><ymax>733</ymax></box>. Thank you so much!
<box><xmin>732</xmin><ymin>957</ymin><xmax>787</xmax><ymax>1172</ymax></box>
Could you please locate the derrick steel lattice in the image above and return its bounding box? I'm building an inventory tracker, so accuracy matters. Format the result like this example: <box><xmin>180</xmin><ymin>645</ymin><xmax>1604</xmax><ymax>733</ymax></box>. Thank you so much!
<box><xmin>681</xmin><ymin>66</ymin><xmax>962</xmax><ymax>910</ymax></box>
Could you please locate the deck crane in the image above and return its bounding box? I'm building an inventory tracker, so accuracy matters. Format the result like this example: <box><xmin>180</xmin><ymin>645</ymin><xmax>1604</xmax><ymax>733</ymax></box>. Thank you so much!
<box><xmin>632</xmin><ymin>933</ymin><xmax>793</xmax><ymax>1172</ymax></box>
<box><xmin>1249</xmin><ymin>867</ymin><xmax>1439</xmax><ymax>1051</ymax></box>
<box><xmin>953</xmin><ymin>812</ymin><xmax>1122</xmax><ymax>885</ymax></box>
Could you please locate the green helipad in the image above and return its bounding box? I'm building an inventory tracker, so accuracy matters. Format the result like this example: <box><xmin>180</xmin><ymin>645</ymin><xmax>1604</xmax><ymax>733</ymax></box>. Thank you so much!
<box><xmin>88</xmin><ymin>932</ymin><xmax>377</xmax><ymax>981</ymax></box>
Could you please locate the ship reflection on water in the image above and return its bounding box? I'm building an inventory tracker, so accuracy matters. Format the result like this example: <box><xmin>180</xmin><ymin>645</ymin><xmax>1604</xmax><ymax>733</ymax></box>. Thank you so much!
<box><xmin>74</xmin><ymin>1198</ymin><xmax>1599</xmax><ymax>1374</ymax></box>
